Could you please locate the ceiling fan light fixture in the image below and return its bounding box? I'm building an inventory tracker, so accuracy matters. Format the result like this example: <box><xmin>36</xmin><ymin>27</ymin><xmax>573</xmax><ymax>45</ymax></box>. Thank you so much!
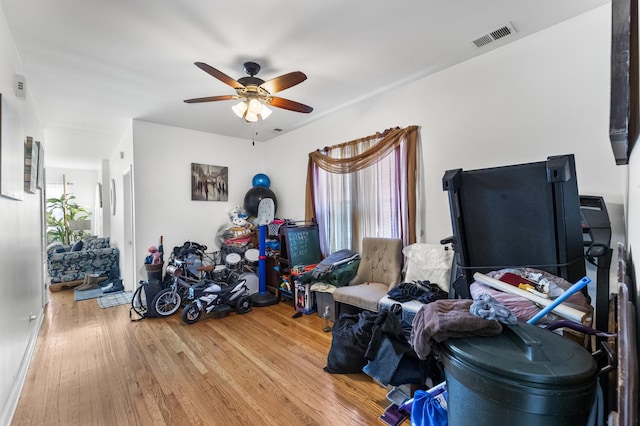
<box><xmin>248</xmin><ymin>98</ymin><xmax>262</xmax><ymax>114</ymax></box>
<box><xmin>186</xmin><ymin>62</ymin><xmax>313</xmax><ymax>121</ymax></box>
<box><xmin>233</xmin><ymin>98</ymin><xmax>272</xmax><ymax>122</ymax></box>
<box><xmin>259</xmin><ymin>104</ymin><xmax>272</xmax><ymax>120</ymax></box>
<box><xmin>244</xmin><ymin>111</ymin><xmax>259</xmax><ymax>122</ymax></box>
<box><xmin>232</xmin><ymin>101</ymin><xmax>248</xmax><ymax>118</ymax></box>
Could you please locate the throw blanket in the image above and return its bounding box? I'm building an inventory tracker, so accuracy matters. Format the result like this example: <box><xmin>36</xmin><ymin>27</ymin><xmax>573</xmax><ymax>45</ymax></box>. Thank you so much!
<box><xmin>310</xmin><ymin>249</ymin><xmax>360</xmax><ymax>278</ymax></box>
<box><xmin>410</xmin><ymin>299</ymin><xmax>502</xmax><ymax>359</ymax></box>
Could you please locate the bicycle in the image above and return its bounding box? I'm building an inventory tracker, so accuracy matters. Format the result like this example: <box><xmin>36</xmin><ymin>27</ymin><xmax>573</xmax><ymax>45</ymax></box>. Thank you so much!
<box><xmin>152</xmin><ymin>259</ymin><xmax>203</xmax><ymax>317</ymax></box>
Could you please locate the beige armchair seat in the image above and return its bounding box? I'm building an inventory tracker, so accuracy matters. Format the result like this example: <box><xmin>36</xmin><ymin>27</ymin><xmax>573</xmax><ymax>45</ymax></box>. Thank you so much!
<box><xmin>332</xmin><ymin>237</ymin><xmax>403</xmax><ymax>313</ymax></box>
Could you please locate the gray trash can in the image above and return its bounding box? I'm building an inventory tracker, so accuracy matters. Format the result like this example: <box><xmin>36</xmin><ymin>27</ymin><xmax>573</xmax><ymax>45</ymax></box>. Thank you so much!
<box><xmin>440</xmin><ymin>322</ymin><xmax>598</xmax><ymax>426</ymax></box>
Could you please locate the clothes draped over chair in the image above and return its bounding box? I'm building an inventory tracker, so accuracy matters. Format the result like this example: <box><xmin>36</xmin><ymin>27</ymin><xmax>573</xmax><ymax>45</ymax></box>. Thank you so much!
<box><xmin>387</xmin><ymin>280</ymin><xmax>448</xmax><ymax>304</ymax></box>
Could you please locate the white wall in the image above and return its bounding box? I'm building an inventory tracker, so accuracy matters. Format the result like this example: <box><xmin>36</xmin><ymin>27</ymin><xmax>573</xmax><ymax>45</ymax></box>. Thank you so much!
<box><xmin>264</xmin><ymin>5</ymin><xmax>625</xmax><ymax>245</ymax></box>
<box><xmin>107</xmin><ymin>124</ymin><xmax>133</xmax><ymax>289</ymax></box>
<box><xmin>0</xmin><ymin>7</ymin><xmax>46</xmax><ymax>424</ymax></box>
<box><xmin>129</xmin><ymin>121</ymin><xmax>269</xmax><ymax>290</ymax></box>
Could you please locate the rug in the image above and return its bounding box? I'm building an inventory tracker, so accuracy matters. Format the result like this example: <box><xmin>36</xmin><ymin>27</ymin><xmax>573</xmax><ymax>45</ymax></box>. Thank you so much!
<box><xmin>97</xmin><ymin>291</ymin><xmax>133</xmax><ymax>309</ymax></box>
<box><xmin>74</xmin><ymin>287</ymin><xmax>111</xmax><ymax>301</ymax></box>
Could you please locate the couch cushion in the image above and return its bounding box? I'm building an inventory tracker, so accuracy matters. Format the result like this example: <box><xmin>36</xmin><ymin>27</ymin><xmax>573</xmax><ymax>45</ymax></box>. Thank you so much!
<box><xmin>46</xmin><ymin>242</ymin><xmax>67</xmax><ymax>257</ymax></box>
<box><xmin>86</xmin><ymin>237</ymin><xmax>110</xmax><ymax>250</ymax></box>
<box><xmin>71</xmin><ymin>240</ymin><xmax>84</xmax><ymax>252</ymax></box>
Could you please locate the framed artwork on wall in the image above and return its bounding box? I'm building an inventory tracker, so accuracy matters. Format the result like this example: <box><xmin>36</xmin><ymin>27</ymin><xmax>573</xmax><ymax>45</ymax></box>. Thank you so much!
<box><xmin>110</xmin><ymin>179</ymin><xmax>116</xmax><ymax>215</ymax></box>
<box><xmin>191</xmin><ymin>163</ymin><xmax>228</xmax><ymax>201</ymax></box>
<box><xmin>35</xmin><ymin>140</ymin><xmax>44</xmax><ymax>189</ymax></box>
<box><xmin>24</xmin><ymin>136</ymin><xmax>37</xmax><ymax>194</ymax></box>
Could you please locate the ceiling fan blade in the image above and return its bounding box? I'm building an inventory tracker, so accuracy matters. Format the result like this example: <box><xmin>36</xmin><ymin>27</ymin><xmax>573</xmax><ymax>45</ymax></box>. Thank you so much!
<box><xmin>269</xmin><ymin>96</ymin><xmax>313</xmax><ymax>113</ymax></box>
<box><xmin>194</xmin><ymin>62</ymin><xmax>245</xmax><ymax>89</ymax></box>
<box><xmin>184</xmin><ymin>95</ymin><xmax>236</xmax><ymax>103</ymax></box>
<box><xmin>260</xmin><ymin>72</ymin><xmax>307</xmax><ymax>94</ymax></box>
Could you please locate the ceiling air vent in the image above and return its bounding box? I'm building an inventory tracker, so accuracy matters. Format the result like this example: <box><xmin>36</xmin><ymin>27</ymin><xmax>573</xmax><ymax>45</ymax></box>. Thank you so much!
<box><xmin>472</xmin><ymin>22</ymin><xmax>516</xmax><ymax>48</ymax></box>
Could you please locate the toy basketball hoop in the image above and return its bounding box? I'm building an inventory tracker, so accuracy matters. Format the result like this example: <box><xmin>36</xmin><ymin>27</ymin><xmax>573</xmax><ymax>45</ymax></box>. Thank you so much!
<box><xmin>252</xmin><ymin>198</ymin><xmax>278</xmax><ymax>307</ymax></box>
<box><xmin>256</xmin><ymin>198</ymin><xmax>274</xmax><ymax>226</ymax></box>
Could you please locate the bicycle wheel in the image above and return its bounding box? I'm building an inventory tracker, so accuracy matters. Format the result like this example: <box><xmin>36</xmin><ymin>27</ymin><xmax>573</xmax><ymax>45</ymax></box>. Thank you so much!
<box><xmin>152</xmin><ymin>288</ymin><xmax>182</xmax><ymax>316</ymax></box>
<box><xmin>182</xmin><ymin>303</ymin><xmax>202</xmax><ymax>324</ymax></box>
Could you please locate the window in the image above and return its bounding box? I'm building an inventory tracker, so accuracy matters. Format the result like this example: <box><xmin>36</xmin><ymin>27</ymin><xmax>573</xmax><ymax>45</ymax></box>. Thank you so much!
<box><xmin>306</xmin><ymin>126</ymin><xmax>420</xmax><ymax>254</ymax></box>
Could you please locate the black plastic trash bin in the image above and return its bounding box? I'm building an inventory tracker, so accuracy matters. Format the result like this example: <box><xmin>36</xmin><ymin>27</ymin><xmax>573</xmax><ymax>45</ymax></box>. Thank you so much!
<box><xmin>145</xmin><ymin>263</ymin><xmax>163</xmax><ymax>282</ymax></box>
<box><xmin>440</xmin><ymin>322</ymin><xmax>597</xmax><ymax>426</ymax></box>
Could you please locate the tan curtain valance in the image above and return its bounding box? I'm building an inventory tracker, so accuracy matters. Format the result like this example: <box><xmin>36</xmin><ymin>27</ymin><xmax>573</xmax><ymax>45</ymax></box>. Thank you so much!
<box><xmin>308</xmin><ymin>125</ymin><xmax>418</xmax><ymax>174</ymax></box>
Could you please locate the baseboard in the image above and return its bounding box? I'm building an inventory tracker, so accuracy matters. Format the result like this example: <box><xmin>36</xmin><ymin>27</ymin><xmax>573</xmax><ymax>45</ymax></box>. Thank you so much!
<box><xmin>0</xmin><ymin>309</ymin><xmax>44</xmax><ymax>425</ymax></box>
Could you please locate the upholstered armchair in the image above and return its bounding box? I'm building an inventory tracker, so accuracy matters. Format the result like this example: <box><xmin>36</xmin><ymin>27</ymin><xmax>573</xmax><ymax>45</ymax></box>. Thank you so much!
<box><xmin>47</xmin><ymin>237</ymin><xmax>120</xmax><ymax>291</ymax></box>
<box><xmin>332</xmin><ymin>237</ymin><xmax>403</xmax><ymax>314</ymax></box>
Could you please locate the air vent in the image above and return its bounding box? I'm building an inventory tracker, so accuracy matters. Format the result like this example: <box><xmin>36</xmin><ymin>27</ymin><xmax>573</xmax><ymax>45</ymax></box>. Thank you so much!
<box><xmin>15</xmin><ymin>74</ymin><xmax>26</xmax><ymax>99</ymax></box>
<box><xmin>472</xmin><ymin>22</ymin><xmax>516</xmax><ymax>48</ymax></box>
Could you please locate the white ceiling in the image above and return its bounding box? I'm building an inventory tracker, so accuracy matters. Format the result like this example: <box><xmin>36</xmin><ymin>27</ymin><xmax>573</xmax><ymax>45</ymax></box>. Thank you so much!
<box><xmin>1</xmin><ymin>0</ymin><xmax>610</xmax><ymax>169</ymax></box>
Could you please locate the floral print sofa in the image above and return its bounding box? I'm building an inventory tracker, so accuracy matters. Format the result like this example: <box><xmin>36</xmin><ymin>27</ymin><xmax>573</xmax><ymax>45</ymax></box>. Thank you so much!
<box><xmin>47</xmin><ymin>236</ymin><xmax>119</xmax><ymax>291</ymax></box>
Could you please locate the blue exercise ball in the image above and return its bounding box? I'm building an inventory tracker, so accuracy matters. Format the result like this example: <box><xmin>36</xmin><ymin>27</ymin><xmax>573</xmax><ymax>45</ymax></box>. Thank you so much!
<box><xmin>244</xmin><ymin>187</ymin><xmax>277</xmax><ymax>217</ymax></box>
<box><xmin>252</xmin><ymin>173</ymin><xmax>271</xmax><ymax>188</ymax></box>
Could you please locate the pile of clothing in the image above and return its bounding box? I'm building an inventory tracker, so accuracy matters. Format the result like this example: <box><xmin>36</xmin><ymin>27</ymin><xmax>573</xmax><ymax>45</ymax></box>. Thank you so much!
<box><xmin>387</xmin><ymin>280</ymin><xmax>448</xmax><ymax>304</ymax></box>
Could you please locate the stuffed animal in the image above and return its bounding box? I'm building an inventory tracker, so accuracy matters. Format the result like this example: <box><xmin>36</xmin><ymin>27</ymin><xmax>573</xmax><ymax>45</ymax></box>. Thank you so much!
<box><xmin>227</xmin><ymin>206</ymin><xmax>249</xmax><ymax>227</ymax></box>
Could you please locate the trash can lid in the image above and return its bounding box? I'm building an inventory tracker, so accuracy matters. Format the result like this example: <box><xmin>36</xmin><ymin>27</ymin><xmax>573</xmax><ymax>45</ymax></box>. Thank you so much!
<box><xmin>440</xmin><ymin>322</ymin><xmax>597</xmax><ymax>385</ymax></box>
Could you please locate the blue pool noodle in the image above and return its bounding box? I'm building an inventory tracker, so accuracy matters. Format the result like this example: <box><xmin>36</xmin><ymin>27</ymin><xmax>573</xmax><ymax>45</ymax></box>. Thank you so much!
<box><xmin>527</xmin><ymin>276</ymin><xmax>591</xmax><ymax>325</ymax></box>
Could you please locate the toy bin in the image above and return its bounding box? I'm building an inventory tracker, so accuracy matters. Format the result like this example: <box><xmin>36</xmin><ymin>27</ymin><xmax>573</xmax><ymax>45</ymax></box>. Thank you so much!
<box><xmin>294</xmin><ymin>281</ymin><xmax>316</xmax><ymax>314</ymax></box>
<box><xmin>314</xmin><ymin>290</ymin><xmax>335</xmax><ymax>322</ymax></box>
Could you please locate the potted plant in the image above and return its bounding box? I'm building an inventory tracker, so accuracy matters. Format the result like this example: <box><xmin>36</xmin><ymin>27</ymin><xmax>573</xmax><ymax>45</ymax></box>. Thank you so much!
<box><xmin>46</xmin><ymin>193</ymin><xmax>92</xmax><ymax>244</ymax></box>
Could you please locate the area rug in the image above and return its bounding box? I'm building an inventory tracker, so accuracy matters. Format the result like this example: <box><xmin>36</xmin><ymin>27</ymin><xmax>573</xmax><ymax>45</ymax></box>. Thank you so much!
<box><xmin>74</xmin><ymin>287</ymin><xmax>111</xmax><ymax>301</ymax></box>
<box><xmin>97</xmin><ymin>291</ymin><xmax>133</xmax><ymax>309</ymax></box>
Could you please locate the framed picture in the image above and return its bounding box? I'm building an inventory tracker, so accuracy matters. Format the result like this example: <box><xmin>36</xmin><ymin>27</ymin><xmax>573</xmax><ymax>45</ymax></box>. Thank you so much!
<box><xmin>0</xmin><ymin>93</ymin><xmax>24</xmax><ymax>200</ymax></box>
<box><xmin>110</xmin><ymin>178</ymin><xmax>116</xmax><ymax>215</ymax></box>
<box><xmin>24</xmin><ymin>136</ymin><xmax>36</xmax><ymax>194</ymax></box>
<box><xmin>35</xmin><ymin>140</ymin><xmax>43</xmax><ymax>189</ymax></box>
<box><xmin>191</xmin><ymin>163</ymin><xmax>228</xmax><ymax>201</ymax></box>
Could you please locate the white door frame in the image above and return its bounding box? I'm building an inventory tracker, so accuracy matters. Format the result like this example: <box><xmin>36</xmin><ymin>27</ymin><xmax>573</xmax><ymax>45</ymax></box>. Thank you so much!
<box><xmin>122</xmin><ymin>166</ymin><xmax>135</xmax><ymax>292</ymax></box>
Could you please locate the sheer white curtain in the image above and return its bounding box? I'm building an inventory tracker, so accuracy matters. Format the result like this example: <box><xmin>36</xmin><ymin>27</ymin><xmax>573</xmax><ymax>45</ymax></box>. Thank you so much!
<box><xmin>306</xmin><ymin>126</ymin><xmax>420</xmax><ymax>254</ymax></box>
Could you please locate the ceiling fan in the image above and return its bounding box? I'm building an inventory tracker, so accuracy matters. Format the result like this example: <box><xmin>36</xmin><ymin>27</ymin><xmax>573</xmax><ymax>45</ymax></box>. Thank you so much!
<box><xmin>184</xmin><ymin>61</ymin><xmax>313</xmax><ymax>122</ymax></box>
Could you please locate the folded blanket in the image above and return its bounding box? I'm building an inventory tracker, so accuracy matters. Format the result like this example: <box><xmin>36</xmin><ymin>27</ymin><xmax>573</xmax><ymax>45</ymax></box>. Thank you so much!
<box><xmin>410</xmin><ymin>299</ymin><xmax>502</xmax><ymax>359</ymax></box>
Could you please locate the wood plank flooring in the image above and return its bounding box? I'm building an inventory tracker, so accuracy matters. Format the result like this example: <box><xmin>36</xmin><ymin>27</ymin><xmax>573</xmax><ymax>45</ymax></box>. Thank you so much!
<box><xmin>12</xmin><ymin>290</ymin><xmax>389</xmax><ymax>425</ymax></box>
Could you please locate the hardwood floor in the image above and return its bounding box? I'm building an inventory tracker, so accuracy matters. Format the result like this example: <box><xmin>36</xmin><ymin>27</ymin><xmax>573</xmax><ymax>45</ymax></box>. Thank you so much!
<box><xmin>12</xmin><ymin>290</ymin><xmax>389</xmax><ymax>425</ymax></box>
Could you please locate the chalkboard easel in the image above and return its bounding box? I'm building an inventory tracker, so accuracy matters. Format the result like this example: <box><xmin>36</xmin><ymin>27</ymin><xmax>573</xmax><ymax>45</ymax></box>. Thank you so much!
<box><xmin>280</xmin><ymin>220</ymin><xmax>323</xmax><ymax>269</ymax></box>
